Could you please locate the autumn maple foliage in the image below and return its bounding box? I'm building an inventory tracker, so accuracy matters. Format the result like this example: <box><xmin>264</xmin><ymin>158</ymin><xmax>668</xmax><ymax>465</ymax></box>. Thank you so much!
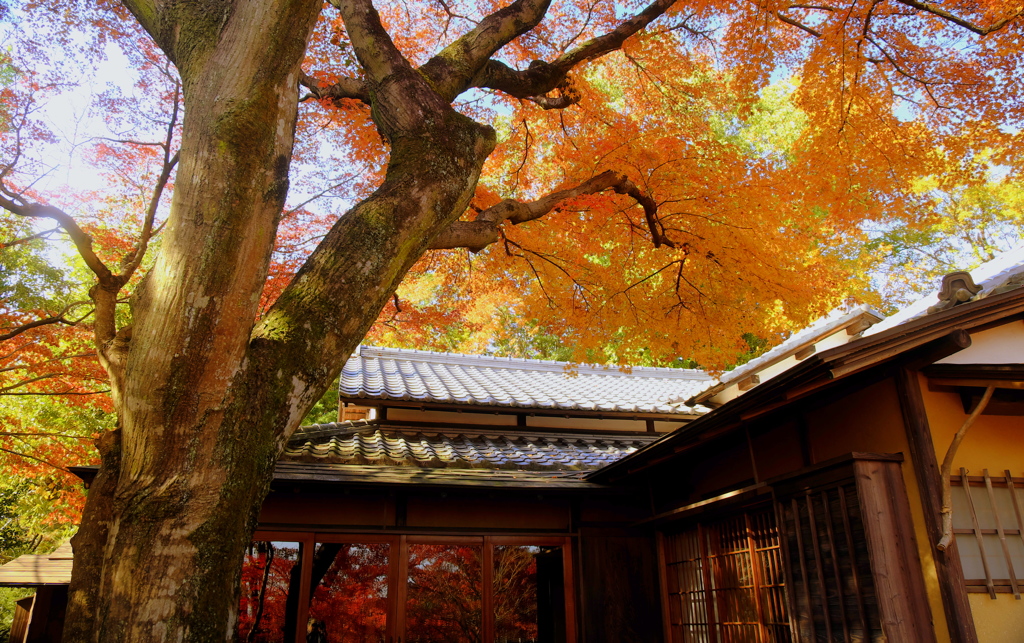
<box><xmin>0</xmin><ymin>0</ymin><xmax>1021</xmax><ymax>638</ymax></box>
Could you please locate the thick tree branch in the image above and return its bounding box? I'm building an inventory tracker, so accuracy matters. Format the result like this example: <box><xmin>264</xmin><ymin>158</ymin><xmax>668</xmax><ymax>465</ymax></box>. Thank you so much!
<box><xmin>121</xmin><ymin>0</ymin><xmax>235</xmax><ymax>69</ymax></box>
<box><xmin>893</xmin><ymin>0</ymin><xmax>1022</xmax><ymax>35</ymax></box>
<box><xmin>0</xmin><ymin>196</ymin><xmax>125</xmax><ymax>376</ymax></box>
<box><xmin>420</xmin><ymin>0</ymin><xmax>555</xmax><ymax>100</ymax></box>
<box><xmin>328</xmin><ymin>0</ymin><xmax>412</xmax><ymax>83</ymax></box>
<box><xmin>429</xmin><ymin>170</ymin><xmax>669</xmax><ymax>252</ymax></box>
<box><xmin>0</xmin><ymin>198</ymin><xmax>116</xmax><ymax>285</ymax></box>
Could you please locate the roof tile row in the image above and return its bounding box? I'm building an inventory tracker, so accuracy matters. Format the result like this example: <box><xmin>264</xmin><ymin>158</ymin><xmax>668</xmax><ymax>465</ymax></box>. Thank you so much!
<box><xmin>285</xmin><ymin>424</ymin><xmax>656</xmax><ymax>471</ymax></box>
<box><xmin>341</xmin><ymin>346</ymin><xmax>712</xmax><ymax>414</ymax></box>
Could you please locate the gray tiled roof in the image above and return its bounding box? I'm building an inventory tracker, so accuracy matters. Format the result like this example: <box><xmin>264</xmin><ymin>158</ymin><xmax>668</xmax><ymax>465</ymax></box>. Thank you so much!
<box><xmin>285</xmin><ymin>422</ymin><xmax>658</xmax><ymax>472</ymax></box>
<box><xmin>340</xmin><ymin>346</ymin><xmax>713</xmax><ymax>415</ymax></box>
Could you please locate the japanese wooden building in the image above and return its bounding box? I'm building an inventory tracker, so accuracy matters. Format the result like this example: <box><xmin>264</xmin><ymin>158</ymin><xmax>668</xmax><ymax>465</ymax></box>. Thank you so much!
<box><xmin>3</xmin><ymin>249</ymin><xmax>1023</xmax><ymax>642</ymax></box>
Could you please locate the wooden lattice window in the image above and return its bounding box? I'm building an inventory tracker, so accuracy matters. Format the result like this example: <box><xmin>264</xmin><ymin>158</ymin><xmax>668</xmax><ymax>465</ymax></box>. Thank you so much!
<box><xmin>777</xmin><ymin>482</ymin><xmax>884</xmax><ymax>642</ymax></box>
<box><xmin>662</xmin><ymin>507</ymin><xmax>791</xmax><ymax>643</ymax></box>
<box><xmin>951</xmin><ymin>468</ymin><xmax>1024</xmax><ymax>598</ymax></box>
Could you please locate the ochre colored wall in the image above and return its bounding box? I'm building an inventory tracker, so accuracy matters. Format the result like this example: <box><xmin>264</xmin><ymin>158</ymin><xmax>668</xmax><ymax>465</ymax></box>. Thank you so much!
<box><xmin>920</xmin><ymin>377</ymin><xmax>1024</xmax><ymax>476</ymax></box>
<box><xmin>921</xmin><ymin>372</ymin><xmax>1024</xmax><ymax>637</ymax></box>
<box><xmin>802</xmin><ymin>378</ymin><xmax>952</xmax><ymax>642</ymax></box>
<box><xmin>968</xmin><ymin>594</ymin><xmax>1024</xmax><ymax>643</ymax></box>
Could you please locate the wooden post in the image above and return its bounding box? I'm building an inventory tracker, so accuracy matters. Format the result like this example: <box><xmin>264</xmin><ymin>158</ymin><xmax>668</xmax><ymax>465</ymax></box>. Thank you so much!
<box><xmin>854</xmin><ymin>458</ymin><xmax>937</xmax><ymax>642</ymax></box>
<box><xmin>895</xmin><ymin>368</ymin><xmax>978</xmax><ymax>643</ymax></box>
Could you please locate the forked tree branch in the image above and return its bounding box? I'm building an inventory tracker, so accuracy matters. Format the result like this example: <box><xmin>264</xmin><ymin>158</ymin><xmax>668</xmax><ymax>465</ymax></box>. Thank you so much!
<box><xmin>467</xmin><ymin>0</ymin><xmax>682</xmax><ymax>102</ymax></box>
<box><xmin>429</xmin><ymin>170</ymin><xmax>670</xmax><ymax>252</ymax></box>
<box><xmin>420</xmin><ymin>0</ymin><xmax>555</xmax><ymax>100</ymax></box>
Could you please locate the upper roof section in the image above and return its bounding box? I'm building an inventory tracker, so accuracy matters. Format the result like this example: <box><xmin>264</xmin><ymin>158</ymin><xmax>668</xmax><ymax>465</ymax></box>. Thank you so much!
<box><xmin>865</xmin><ymin>243</ymin><xmax>1024</xmax><ymax>337</ymax></box>
<box><xmin>691</xmin><ymin>246</ymin><xmax>1024</xmax><ymax>405</ymax></box>
<box><xmin>0</xmin><ymin>542</ymin><xmax>72</xmax><ymax>587</ymax></box>
<box><xmin>691</xmin><ymin>305</ymin><xmax>885</xmax><ymax>405</ymax></box>
<box><xmin>340</xmin><ymin>345</ymin><xmax>714</xmax><ymax>416</ymax></box>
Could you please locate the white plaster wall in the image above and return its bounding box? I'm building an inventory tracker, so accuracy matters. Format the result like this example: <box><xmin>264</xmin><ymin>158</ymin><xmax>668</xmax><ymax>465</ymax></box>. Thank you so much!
<box><xmin>937</xmin><ymin>320</ymin><xmax>1024</xmax><ymax>365</ymax></box>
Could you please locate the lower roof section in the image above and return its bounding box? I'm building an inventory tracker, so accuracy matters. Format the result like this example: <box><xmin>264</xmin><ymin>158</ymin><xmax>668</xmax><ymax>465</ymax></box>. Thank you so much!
<box><xmin>284</xmin><ymin>421</ymin><xmax>658</xmax><ymax>472</ymax></box>
<box><xmin>272</xmin><ymin>461</ymin><xmax>605</xmax><ymax>490</ymax></box>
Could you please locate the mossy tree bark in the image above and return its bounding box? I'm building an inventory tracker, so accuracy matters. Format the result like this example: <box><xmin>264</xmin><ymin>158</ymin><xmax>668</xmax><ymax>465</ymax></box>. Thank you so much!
<box><xmin>57</xmin><ymin>0</ymin><xmax>677</xmax><ymax>638</ymax></box>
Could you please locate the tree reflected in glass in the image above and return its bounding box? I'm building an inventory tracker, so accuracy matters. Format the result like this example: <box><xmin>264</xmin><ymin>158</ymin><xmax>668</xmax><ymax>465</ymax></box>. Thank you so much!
<box><xmin>494</xmin><ymin>546</ymin><xmax>565</xmax><ymax>643</ymax></box>
<box><xmin>406</xmin><ymin>544</ymin><xmax>483</xmax><ymax>643</ymax></box>
<box><xmin>308</xmin><ymin>542</ymin><xmax>391</xmax><ymax>643</ymax></box>
<box><xmin>238</xmin><ymin>541</ymin><xmax>302</xmax><ymax>643</ymax></box>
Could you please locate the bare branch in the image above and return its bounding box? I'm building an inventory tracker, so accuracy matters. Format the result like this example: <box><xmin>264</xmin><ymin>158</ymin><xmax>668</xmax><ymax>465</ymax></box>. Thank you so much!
<box><xmin>0</xmin><ymin>351</ymin><xmax>97</xmax><ymax>375</ymax></box>
<box><xmin>893</xmin><ymin>0</ymin><xmax>1023</xmax><ymax>35</ymax></box>
<box><xmin>0</xmin><ymin>198</ymin><xmax>116</xmax><ymax>285</ymax></box>
<box><xmin>0</xmin><ymin>373</ymin><xmax>61</xmax><ymax>394</ymax></box>
<box><xmin>775</xmin><ymin>11</ymin><xmax>823</xmax><ymax>36</ymax></box>
<box><xmin>0</xmin><ymin>432</ymin><xmax>95</xmax><ymax>441</ymax></box>
<box><xmin>0</xmin><ymin>446</ymin><xmax>71</xmax><ymax>472</ymax></box>
<box><xmin>121</xmin><ymin>80</ymin><xmax>181</xmax><ymax>276</ymax></box>
<box><xmin>0</xmin><ymin>304</ymin><xmax>92</xmax><ymax>342</ymax></box>
<box><xmin>0</xmin><ymin>226</ymin><xmax>61</xmax><ymax>248</ymax></box>
<box><xmin>430</xmin><ymin>170</ymin><xmax>670</xmax><ymax>252</ymax></box>
<box><xmin>299</xmin><ymin>71</ymin><xmax>370</xmax><ymax>103</ymax></box>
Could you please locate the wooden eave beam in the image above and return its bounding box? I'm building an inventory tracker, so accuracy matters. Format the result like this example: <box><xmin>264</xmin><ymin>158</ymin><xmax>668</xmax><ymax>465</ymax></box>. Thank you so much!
<box><xmin>829</xmin><ymin>329</ymin><xmax>972</xmax><ymax>379</ymax></box>
<box><xmin>337</xmin><ymin>397</ymin><xmax>700</xmax><ymax>421</ymax></box>
<box><xmin>923</xmin><ymin>364</ymin><xmax>1024</xmax><ymax>391</ymax></box>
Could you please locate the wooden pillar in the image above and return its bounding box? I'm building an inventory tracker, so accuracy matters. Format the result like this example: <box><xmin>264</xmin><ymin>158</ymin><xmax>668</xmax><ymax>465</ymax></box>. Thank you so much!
<box><xmin>896</xmin><ymin>368</ymin><xmax>978</xmax><ymax>643</ymax></box>
<box><xmin>854</xmin><ymin>458</ymin><xmax>937</xmax><ymax>642</ymax></box>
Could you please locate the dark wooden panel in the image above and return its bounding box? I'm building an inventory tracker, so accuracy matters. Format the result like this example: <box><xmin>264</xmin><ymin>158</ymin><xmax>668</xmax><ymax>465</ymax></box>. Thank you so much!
<box><xmin>259</xmin><ymin>490</ymin><xmax>395</xmax><ymax>526</ymax></box>
<box><xmin>578</xmin><ymin>528</ymin><xmax>663</xmax><ymax>643</ymax></box>
<box><xmin>26</xmin><ymin>586</ymin><xmax>66</xmax><ymax>643</ymax></box>
<box><xmin>778</xmin><ymin>480</ymin><xmax>882</xmax><ymax>641</ymax></box>
<box><xmin>406</xmin><ymin>495</ymin><xmax>571</xmax><ymax>530</ymax></box>
<box><xmin>11</xmin><ymin>595</ymin><xmax>33</xmax><ymax>643</ymax></box>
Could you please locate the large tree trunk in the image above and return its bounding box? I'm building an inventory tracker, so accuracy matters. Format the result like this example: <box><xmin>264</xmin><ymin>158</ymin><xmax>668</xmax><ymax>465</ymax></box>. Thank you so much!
<box><xmin>64</xmin><ymin>0</ymin><xmax>495</xmax><ymax>639</ymax></box>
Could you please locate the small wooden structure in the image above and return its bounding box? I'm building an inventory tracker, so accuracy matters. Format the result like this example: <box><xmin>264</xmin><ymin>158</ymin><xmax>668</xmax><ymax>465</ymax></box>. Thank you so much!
<box><xmin>0</xmin><ymin>543</ymin><xmax>72</xmax><ymax>643</ymax></box>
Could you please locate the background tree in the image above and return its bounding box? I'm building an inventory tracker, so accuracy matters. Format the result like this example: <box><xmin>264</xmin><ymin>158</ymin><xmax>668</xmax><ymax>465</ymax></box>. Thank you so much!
<box><xmin>860</xmin><ymin>163</ymin><xmax>1024</xmax><ymax>305</ymax></box>
<box><xmin>0</xmin><ymin>0</ymin><xmax>1020</xmax><ymax>639</ymax></box>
